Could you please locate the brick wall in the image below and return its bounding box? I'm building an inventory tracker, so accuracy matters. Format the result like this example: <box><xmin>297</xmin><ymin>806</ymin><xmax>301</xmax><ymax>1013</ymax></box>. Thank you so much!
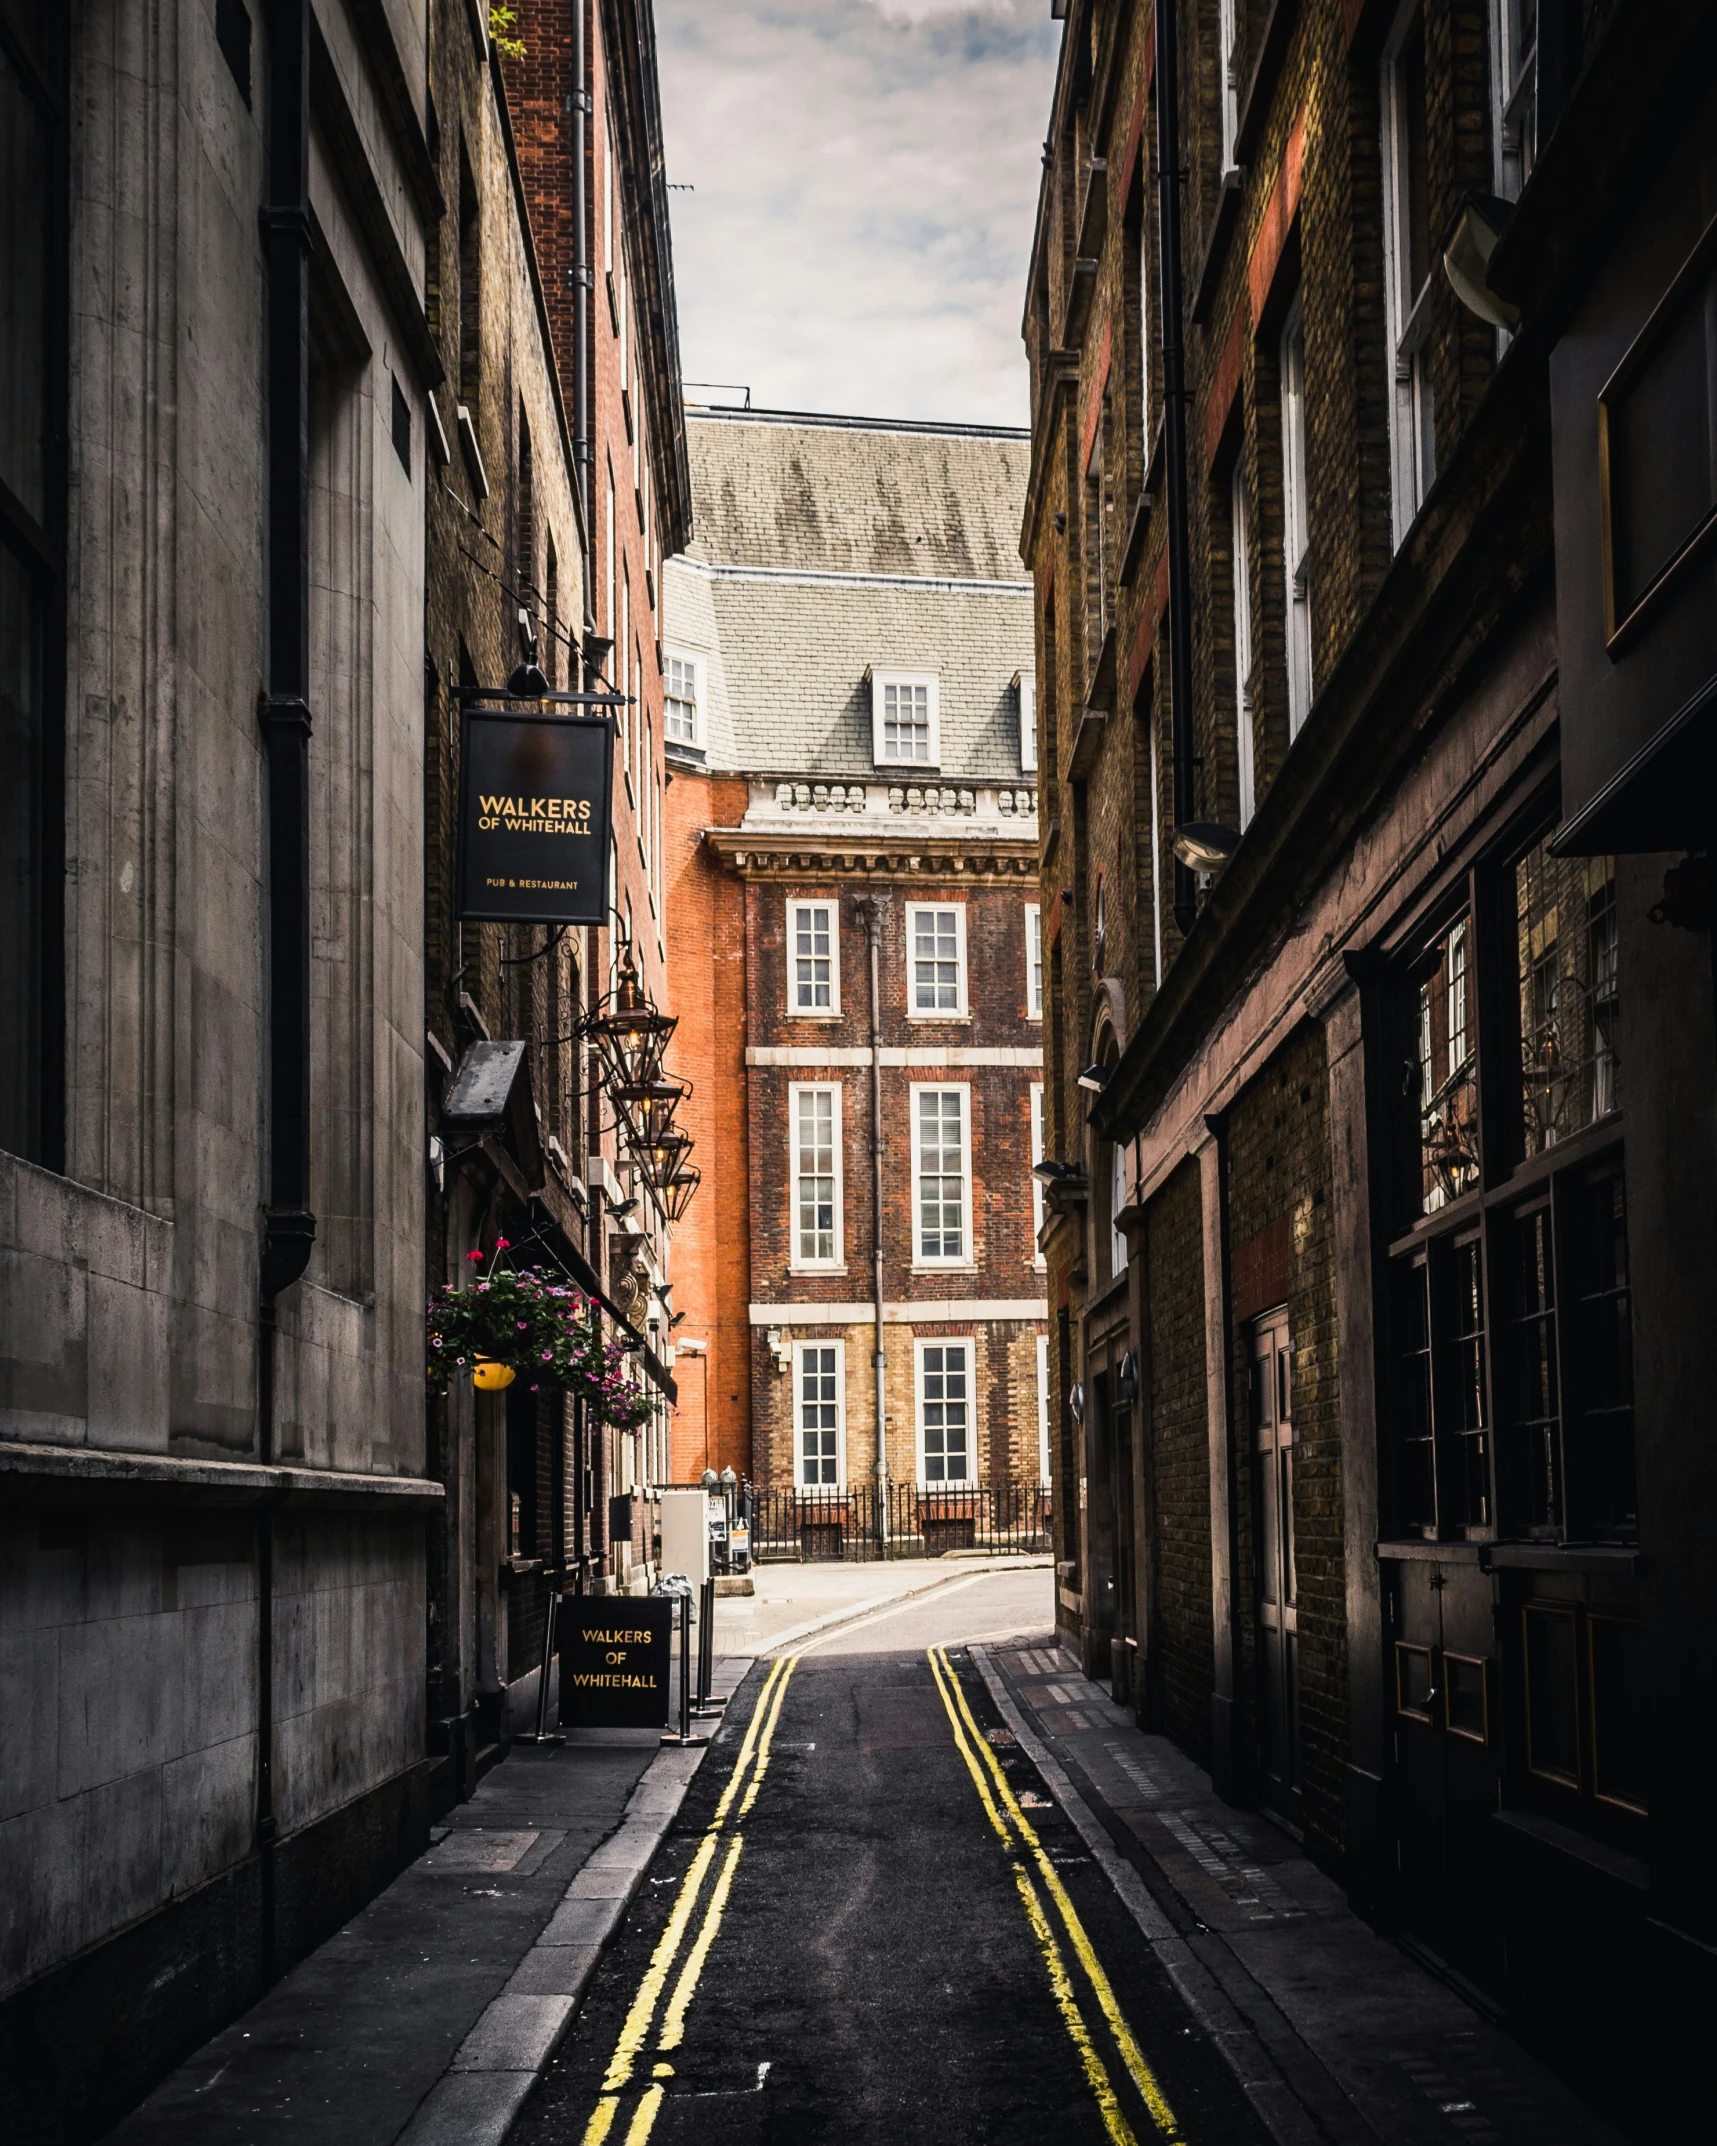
<box><xmin>1143</xmin><ymin>1157</ymin><xmax>1213</xmax><ymax>1763</ymax></box>
<box><xmin>1225</xmin><ymin>1023</ymin><xmax>1345</xmax><ymax>1864</ymax></box>
<box><xmin>663</xmin><ymin>765</ymin><xmax>752</xmax><ymax>1481</ymax></box>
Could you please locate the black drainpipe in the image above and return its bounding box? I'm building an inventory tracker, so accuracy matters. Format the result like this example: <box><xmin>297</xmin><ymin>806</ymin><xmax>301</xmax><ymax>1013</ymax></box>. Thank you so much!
<box><xmin>257</xmin><ymin>0</ymin><xmax>317</xmax><ymax>1985</ymax></box>
<box><xmin>1153</xmin><ymin>0</ymin><xmax>1197</xmax><ymax>938</ymax></box>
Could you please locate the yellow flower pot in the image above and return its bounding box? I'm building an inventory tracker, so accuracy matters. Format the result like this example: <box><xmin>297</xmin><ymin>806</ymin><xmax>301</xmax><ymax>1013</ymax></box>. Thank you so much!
<box><xmin>472</xmin><ymin>1358</ymin><xmax>516</xmax><ymax>1392</ymax></box>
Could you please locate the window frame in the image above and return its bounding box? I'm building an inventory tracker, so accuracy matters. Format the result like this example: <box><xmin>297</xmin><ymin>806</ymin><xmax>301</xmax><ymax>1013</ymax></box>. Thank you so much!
<box><xmin>915</xmin><ymin>1336</ymin><xmax>975</xmax><ymax>1489</ymax></box>
<box><xmin>1016</xmin><ymin>670</ymin><xmax>1037</xmax><ymax>774</ymax></box>
<box><xmin>869</xmin><ymin>667</ymin><xmax>941</xmax><ymax>769</ymax></box>
<box><xmin>1489</xmin><ymin>0</ymin><xmax>1538</xmax><ymax>204</ymax></box>
<box><xmin>1381</xmin><ymin>0</ymin><xmax>1437</xmax><ymax>549</ymax></box>
<box><xmin>786</xmin><ymin>897</ymin><xmax>841</xmax><ymax>1019</ymax></box>
<box><xmin>787</xmin><ymin>1081</ymin><xmax>844</xmax><ymax>1272</ymax></box>
<box><xmin>1230</xmin><ymin>461</ymin><xmax>1256</xmax><ymax>828</ymax></box>
<box><xmin>1024</xmin><ymin>902</ymin><xmax>1043</xmax><ymax>1020</ymax></box>
<box><xmin>663</xmin><ymin>646</ymin><xmax>702</xmax><ymax>748</ymax></box>
<box><xmin>1030</xmin><ymin>1081</ymin><xmax>1046</xmax><ymax>1267</ymax></box>
<box><xmin>1382</xmin><ymin>825</ymin><xmax>1633</xmax><ymax>1550</ymax></box>
<box><xmin>910</xmin><ymin>1082</ymin><xmax>974</xmax><ymax>1269</ymax></box>
<box><xmin>1279</xmin><ymin>289</ymin><xmax>1314</xmax><ymax>737</ymax></box>
<box><xmin>792</xmin><ymin>1338</ymin><xmax>847</xmax><ymax>1490</ymax></box>
<box><xmin>905</xmin><ymin>901</ymin><xmax>969</xmax><ymax>1022</ymax></box>
<box><xmin>1036</xmin><ymin>1332</ymin><xmax>1052</xmax><ymax>1485</ymax></box>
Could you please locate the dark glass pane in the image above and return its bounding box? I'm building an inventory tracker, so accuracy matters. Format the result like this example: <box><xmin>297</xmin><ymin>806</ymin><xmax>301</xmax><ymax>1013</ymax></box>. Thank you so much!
<box><xmin>0</xmin><ymin>540</ymin><xmax>44</xmax><ymax>1155</ymax></box>
<box><xmin>0</xmin><ymin>37</ymin><xmax>49</xmax><ymax>522</ymax></box>
<box><xmin>1445</xmin><ymin>1653</ymin><xmax>1488</xmax><ymax>1742</ymax></box>
<box><xmin>1449</xmin><ymin>1239</ymin><xmax>1489</xmax><ymax>1527</ymax></box>
<box><xmin>1415</xmin><ymin>913</ymin><xmax>1479</xmax><ymax>1212</ymax></box>
<box><xmin>1589</xmin><ymin>1616</ymin><xmax>1647</xmax><ymax>1812</ymax></box>
<box><xmin>1516</xmin><ymin>842</ymin><xmax>1620</xmax><ymax>1157</ymax></box>
<box><xmin>1394</xmin><ymin>1260</ymin><xmax>1436</xmax><ymax>1531</ymax></box>
<box><xmin>1509</xmin><ymin>1206</ymin><xmax>1560</xmax><ymax>1530</ymax></box>
<box><xmin>1606</xmin><ymin>250</ymin><xmax>1717</xmax><ymax>616</ymax></box>
<box><xmin>1576</xmin><ymin>1169</ymin><xmax>1636</xmax><ymax>1536</ymax></box>
<box><xmin>1524</xmin><ymin>1606</ymin><xmax>1579</xmax><ymax>1783</ymax></box>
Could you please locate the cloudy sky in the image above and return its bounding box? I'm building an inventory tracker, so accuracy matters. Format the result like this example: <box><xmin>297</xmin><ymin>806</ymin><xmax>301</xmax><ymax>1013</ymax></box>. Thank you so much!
<box><xmin>654</xmin><ymin>0</ymin><xmax>1061</xmax><ymax>429</ymax></box>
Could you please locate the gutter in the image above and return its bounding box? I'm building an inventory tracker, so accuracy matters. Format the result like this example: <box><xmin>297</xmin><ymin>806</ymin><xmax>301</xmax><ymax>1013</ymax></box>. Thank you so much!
<box><xmin>257</xmin><ymin>0</ymin><xmax>317</xmax><ymax>1986</ymax></box>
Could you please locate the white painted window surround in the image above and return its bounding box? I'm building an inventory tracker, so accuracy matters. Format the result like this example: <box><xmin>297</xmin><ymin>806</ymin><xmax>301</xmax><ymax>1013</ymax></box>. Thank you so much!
<box><xmin>1381</xmin><ymin>0</ymin><xmax>1437</xmax><ymax>550</ymax></box>
<box><xmin>1030</xmin><ymin>1083</ymin><xmax>1046</xmax><ymax>1267</ymax></box>
<box><xmin>906</xmin><ymin>902</ymin><xmax>967</xmax><ymax>1019</ymax></box>
<box><xmin>664</xmin><ymin>649</ymin><xmax>701</xmax><ymax>745</ymax></box>
<box><xmin>788</xmin><ymin>899</ymin><xmax>840</xmax><ymax>1016</ymax></box>
<box><xmin>916</xmin><ymin>1338</ymin><xmax>973</xmax><ymax>1486</ymax></box>
<box><xmin>1280</xmin><ymin>290</ymin><xmax>1313</xmax><ymax>738</ymax></box>
<box><xmin>911</xmin><ymin>1084</ymin><xmax>972</xmax><ymax>1266</ymax></box>
<box><xmin>1025</xmin><ymin>902</ymin><xmax>1043</xmax><ymax>1020</ymax></box>
<box><xmin>870</xmin><ymin>669</ymin><xmax>940</xmax><ymax>767</ymax></box>
<box><xmin>1037</xmin><ymin>1333</ymin><xmax>1051</xmax><ymax>1484</ymax></box>
<box><xmin>794</xmin><ymin>1339</ymin><xmax>845</xmax><ymax>1488</ymax></box>
<box><xmin>1017</xmin><ymin>670</ymin><xmax>1037</xmax><ymax>773</ymax></box>
<box><xmin>789</xmin><ymin>1082</ymin><xmax>843</xmax><ymax>1269</ymax></box>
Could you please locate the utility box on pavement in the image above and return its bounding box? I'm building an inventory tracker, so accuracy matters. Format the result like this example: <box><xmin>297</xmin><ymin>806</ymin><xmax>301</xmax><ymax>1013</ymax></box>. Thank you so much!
<box><xmin>659</xmin><ymin>1487</ymin><xmax>711</xmax><ymax>1584</ymax></box>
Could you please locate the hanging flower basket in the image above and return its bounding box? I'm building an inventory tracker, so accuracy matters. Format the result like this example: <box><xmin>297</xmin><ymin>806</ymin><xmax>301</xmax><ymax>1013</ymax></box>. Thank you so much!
<box><xmin>427</xmin><ymin>1244</ymin><xmax>653</xmax><ymax>1433</ymax></box>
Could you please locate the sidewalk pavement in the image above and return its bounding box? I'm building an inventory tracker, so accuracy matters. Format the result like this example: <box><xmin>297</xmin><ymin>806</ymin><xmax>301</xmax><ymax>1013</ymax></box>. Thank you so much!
<box><xmin>713</xmin><ymin>1551</ymin><xmax>1052</xmax><ymax>1658</ymax></box>
<box><xmin>977</xmin><ymin>1641</ymin><xmax>1623</xmax><ymax>2146</ymax></box>
<box><xmin>106</xmin><ymin>1653</ymin><xmax>751</xmax><ymax>2146</ymax></box>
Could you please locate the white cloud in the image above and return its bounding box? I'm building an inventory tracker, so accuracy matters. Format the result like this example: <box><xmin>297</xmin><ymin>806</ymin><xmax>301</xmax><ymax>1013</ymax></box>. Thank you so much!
<box><xmin>654</xmin><ymin>0</ymin><xmax>1059</xmax><ymax>427</ymax></box>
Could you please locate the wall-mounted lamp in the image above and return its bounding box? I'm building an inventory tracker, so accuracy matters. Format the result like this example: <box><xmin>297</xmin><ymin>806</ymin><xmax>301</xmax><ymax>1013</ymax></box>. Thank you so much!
<box><xmin>1076</xmin><ymin>1063</ymin><xmax>1110</xmax><ymax>1094</ymax></box>
<box><xmin>1118</xmin><ymin>1349</ymin><xmax>1141</xmax><ymax>1407</ymax></box>
<box><xmin>1443</xmin><ymin>192</ymin><xmax>1520</xmax><ymax>332</ymax></box>
<box><xmin>1032</xmin><ymin>1158</ymin><xmax>1082</xmax><ymax>1184</ymax></box>
<box><xmin>1068</xmin><ymin>1381</ymin><xmax>1086</xmax><ymax>1424</ymax></box>
<box><xmin>676</xmin><ymin>1336</ymin><xmax>707</xmax><ymax>1355</ymax></box>
<box><xmin>1170</xmin><ymin>821</ymin><xmax>1240</xmax><ymax>872</ymax></box>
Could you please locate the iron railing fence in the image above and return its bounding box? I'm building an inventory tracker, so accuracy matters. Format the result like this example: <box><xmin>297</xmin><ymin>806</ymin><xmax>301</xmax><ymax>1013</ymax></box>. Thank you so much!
<box><xmin>745</xmin><ymin>1481</ymin><xmax>1052</xmax><ymax>1563</ymax></box>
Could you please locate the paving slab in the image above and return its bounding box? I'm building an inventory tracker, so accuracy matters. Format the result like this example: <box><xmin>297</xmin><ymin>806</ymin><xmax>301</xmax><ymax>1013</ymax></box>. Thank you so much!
<box><xmin>977</xmin><ymin>1639</ymin><xmax>1625</xmax><ymax>2146</ymax></box>
<box><xmin>103</xmin><ymin>1655</ymin><xmax>750</xmax><ymax>2146</ymax></box>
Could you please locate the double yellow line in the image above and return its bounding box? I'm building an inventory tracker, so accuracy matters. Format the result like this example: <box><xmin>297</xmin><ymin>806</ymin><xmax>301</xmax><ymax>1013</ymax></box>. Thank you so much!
<box><xmin>927</xmin><ymin>1646</ymin><xmax>1185</xmax><ymax>2146</ymax></box>
<box><xmin>580</xmin><ymin>1655</ymin><xmax>798</xmax><ymax>2146</ymax></box>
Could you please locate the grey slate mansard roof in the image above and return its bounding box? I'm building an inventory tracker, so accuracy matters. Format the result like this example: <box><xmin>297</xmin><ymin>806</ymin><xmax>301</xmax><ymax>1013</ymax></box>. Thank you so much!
<box><xmin>665</xmin><ymin>409</ymin><xmax>1035</xmax><ymax>786</ymax></box>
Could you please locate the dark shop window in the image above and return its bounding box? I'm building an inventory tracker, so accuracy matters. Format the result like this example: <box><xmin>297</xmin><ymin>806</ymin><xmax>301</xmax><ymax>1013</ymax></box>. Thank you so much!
<box><xmin>1384</xmin><ymin>828</ymin><xmax>1634</xmax><ymax>1544</ymax></box>
<box><xmin>0</xmin><ymin>0</ymin><xmax>66</xmax><ymax>1169</ymax></box>
<box><xmin>1517</xmin><ymin>1598</ymin><xmax>1648</xmax><ymax>1825</ymax></box>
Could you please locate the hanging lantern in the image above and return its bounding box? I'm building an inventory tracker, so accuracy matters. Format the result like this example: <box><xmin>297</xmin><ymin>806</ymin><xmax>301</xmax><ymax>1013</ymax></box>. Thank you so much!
<box><xmin>472</xmin><ymin>1358</ymin><xmax>517</xmax><ymax>1392</ymax></box>
<box><xmin>661</xmin><ymin>1164</ymin><xmax>701</xmax><ymax>1223</ymax></box>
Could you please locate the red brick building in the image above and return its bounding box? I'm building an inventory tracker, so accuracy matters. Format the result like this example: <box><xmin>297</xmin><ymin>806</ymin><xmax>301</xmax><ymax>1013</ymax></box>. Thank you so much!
<box><xmin>1027</xmin><ymin>0</ymin><xmax>1717</xmax><ymax>2124</ymax></box>
<box><xmin>663</xmin><ymin>411</ymin><xmax>1047</xmax><ymax>1505</ymax></box>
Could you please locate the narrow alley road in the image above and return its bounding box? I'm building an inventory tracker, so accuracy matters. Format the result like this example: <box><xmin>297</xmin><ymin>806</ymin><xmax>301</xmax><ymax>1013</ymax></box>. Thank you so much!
<box><xmin>511</xmin><ymin>1573</ymin><xmax>1268</xmax><ymax>2146</ymax></box>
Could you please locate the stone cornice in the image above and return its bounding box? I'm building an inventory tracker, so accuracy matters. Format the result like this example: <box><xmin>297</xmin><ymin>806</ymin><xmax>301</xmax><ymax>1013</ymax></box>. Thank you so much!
<box><xmin>705</xmin><ymin>826</ymin><xmax>1040</xmax><ymax>884</ymax></box>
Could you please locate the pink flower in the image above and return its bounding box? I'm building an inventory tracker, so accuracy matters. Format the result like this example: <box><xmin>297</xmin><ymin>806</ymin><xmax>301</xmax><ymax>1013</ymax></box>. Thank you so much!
<box><xmin>496</xmin><ymin>1237</ymin><xmax>510</xmax><ymax>1249</ymax></box>
<box><xmin>466</xmin><ymin>1250</ymin><xmax>483</xmax><ymax>1263</ymax></box>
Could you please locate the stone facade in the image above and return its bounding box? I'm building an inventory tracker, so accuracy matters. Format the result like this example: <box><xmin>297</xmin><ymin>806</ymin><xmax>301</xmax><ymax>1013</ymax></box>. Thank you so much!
<box><xmin>664</xmin><ymin>412</ymin><xmax>1047</xmax><ymax>1504</ymax></box>
<box><xmin>1027</xmin><ymin>0</ymin><xmax>1717</xmax><ymax>2126</ymax></box>
<box><xmin>0</xmin><ymin>1</ymin><xmax>440</xmax><ymax>2134</ymax></box>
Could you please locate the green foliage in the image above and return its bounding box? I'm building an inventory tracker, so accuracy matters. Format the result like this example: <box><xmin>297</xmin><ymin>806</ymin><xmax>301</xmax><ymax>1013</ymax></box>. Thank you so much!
<box><xmin>428</xmin><ymin>1246</ymin><xmax>651</xmax><ymax>1432</ymax></box>
<box><xmin>489</xmin><ymin>5</ymin><xmax>526</xmax><ymax>61</ymax></box>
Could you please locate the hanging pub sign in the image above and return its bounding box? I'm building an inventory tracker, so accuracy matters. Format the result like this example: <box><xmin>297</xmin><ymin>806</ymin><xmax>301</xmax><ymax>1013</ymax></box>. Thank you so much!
<box><xmin>457</xmin><ymin>708</ymin><xmax>614</xmax><ymax>925</ymax></box>
<box><xmin>558</xmin><ymin>1595</ymin><xmax>672</xmax><ymax>1728</ymax></box>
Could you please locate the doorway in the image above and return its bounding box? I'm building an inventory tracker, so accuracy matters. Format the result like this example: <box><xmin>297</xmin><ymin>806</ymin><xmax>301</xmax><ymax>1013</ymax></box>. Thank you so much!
<box><xmin>1251</xmin><ymin>1308</ymin><xmax>1301</xmax><ymax>1821</ymax></box>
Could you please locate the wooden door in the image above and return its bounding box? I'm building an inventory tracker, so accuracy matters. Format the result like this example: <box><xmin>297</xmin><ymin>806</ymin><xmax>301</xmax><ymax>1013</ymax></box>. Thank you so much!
<box><xmin>1252</xmin><ymin>1310</ymin><xmax>1301</xmax><ymax>1820</ymax></box>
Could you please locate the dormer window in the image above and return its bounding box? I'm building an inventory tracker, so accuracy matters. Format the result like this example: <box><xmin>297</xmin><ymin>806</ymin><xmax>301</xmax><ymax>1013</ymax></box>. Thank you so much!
<box><xmin>664</xmin><ymin>650</ymin><xmax>701</xmax><ymax>746</ymax></box>
<box><xmin>870</xmin><ymin>669</ymin><xmax>940</xmax><ymax>767</ymax></box>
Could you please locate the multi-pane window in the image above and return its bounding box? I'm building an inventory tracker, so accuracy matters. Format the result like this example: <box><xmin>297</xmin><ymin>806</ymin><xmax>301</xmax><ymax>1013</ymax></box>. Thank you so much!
<box><xmin>1036</xmin><ymin>1334</ymin><xmax>1051</xmax><ymax>1484</ymax></box>
<box><xmin>1387</xmin><ymin>830</ymin><xmax>1633</xmax><ymax>1546</ymax></box>
<box><xmin>788</xmin><ymin>900</ymin><xmax>838</xmax><ymax>1014</ymax></box>
<box><xmin>1217</xmin><ymin>0</ymin><xmax>1241</xmax><ymax>177</ymax></box>
<box><xmin>1491</xmin><ymin>0</ymin><xmax>1539</xmax><ymax>201</ymax></box>
<box><xmin>913</xmin><ymin>1086</ymin><xmax>969</xmax><ymax>1264</ymax></box>
<box><xmin>908</xmin><ymin>904</ymin><xmax>965</xmax><ymax>1016</ymax></box>
<box><xmin>872</xmin><ymin>671</ymin><xmax>938</xmax><ymax>765</ymax></box>
<box><xmin>1025</xmin><ymin>902</ymin><xmax>1043</xmax><ymax>1019</ymax></box>
<box><xmin>917</xmin><ymin>1342</ymin><xmax>972</xmax><ymax>1485</ymax></box>
<box><xmin>1230</xmin><ymin>464</ymin><xmax>1256</xmax><ymax>828</ymax></box>
<box><xmin>664</xmin><ymin>651</ymin><xmax>699</xmax><ymax>745</ymax></box>
<box><xmin>790</xmin><ymin>1085</ymin><xmax>841</xmax><ymax>1267</ymax></box>
<box><xmin>1030</xmin><ymin>1083</ymin><xmax>1046</xmax><ymax>1260</ymax></box>
<box><xmin>1109</xmin><ymin>1140</ymin><xmax>1129</xmax><ymax>1281</ymax></box>
<box><xmin>794</xmin><ymin>1341</ymin><xmax>843</xmax><ymax>1488</ymax></box>
<box><xmin>1382</xmin><ymin>0</ymin><xmax>1436</xmax><ymax>545</ymax></box>
<box><xmin>1018</xmin><ymin>672</ymin><xmax>1037</xmax><ymax>774</ymax></box>
<box><xmin>1279</xmin><ymin>292</ymin><xmax>1313</xmax><ymax>735</ymax></box>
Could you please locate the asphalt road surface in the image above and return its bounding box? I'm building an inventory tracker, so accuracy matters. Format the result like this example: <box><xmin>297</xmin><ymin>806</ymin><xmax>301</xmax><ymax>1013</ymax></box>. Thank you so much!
<box><xmin>511</xmin><ymin>1569</ymin><xmax>1270</xmax><ymax>2146</ymax></box>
